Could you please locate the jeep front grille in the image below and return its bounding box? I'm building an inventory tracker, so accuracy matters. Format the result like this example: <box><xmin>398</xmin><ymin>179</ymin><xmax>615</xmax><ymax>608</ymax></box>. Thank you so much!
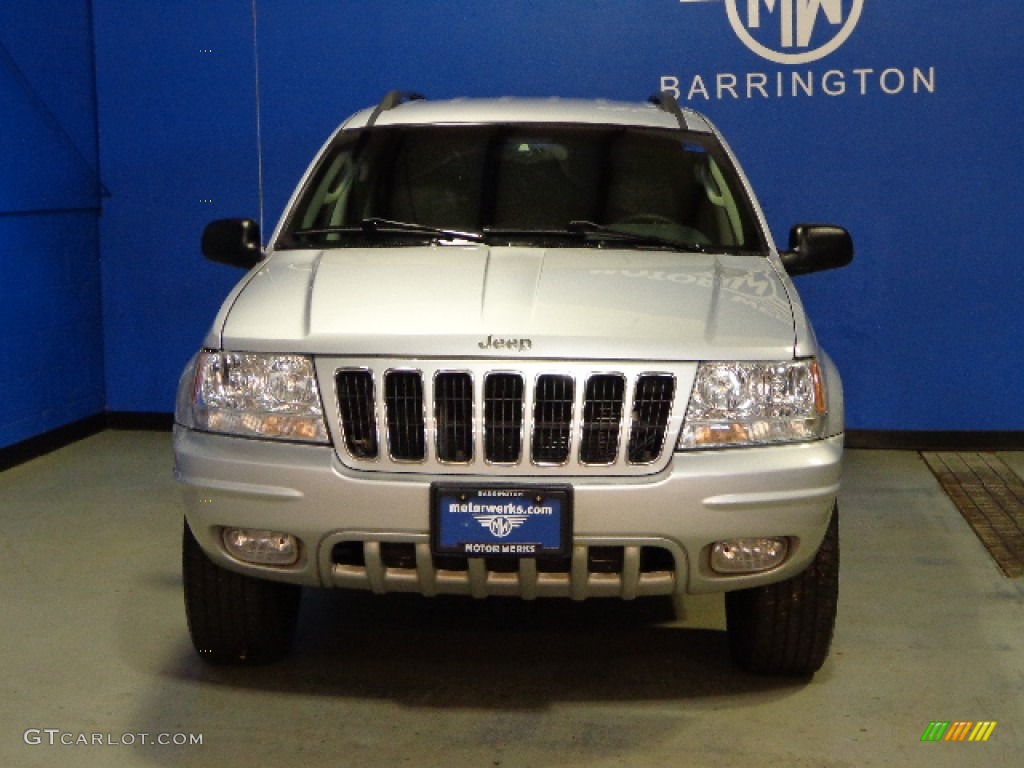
<box><xmin>329</xmin><ymin>361</ymin><xmax>681</xmax><ymax>475</ymax></box>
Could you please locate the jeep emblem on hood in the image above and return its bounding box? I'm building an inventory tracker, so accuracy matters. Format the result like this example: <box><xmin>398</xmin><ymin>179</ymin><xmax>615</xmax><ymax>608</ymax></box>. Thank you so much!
<box><xmin>478</xmin><ymin>335</ymin><xmax>532</xmax><ymax>352</ymax></box>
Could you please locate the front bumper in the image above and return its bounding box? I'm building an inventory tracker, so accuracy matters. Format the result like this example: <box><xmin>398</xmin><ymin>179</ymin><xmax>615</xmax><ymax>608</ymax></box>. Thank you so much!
<box><xmin>173</xmin><ymin>426</ymin><xmax>842</xmax><ymax>598</ymax></box>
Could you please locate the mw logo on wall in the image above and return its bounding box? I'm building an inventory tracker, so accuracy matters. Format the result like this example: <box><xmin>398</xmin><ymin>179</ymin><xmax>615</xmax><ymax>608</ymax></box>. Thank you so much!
<box><xmin>663</xmin><ymin>0</ymin><xmax>936</xmax><ymax>101</ymax></box>
<box><xmin>726</xmin><ymin>0</ymin><xmax>864</xmax><ymax>65</ymax></box>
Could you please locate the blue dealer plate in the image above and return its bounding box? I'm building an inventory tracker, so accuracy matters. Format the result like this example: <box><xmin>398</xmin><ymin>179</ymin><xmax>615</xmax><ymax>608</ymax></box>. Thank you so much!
<box><xmin>431</xmin><ymin>485</ymin><xmax>572</xmax><ymax>558</ymax></box>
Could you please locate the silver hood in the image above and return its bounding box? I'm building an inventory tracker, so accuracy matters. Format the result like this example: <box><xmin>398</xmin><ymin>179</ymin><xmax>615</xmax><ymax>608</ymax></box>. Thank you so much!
<box><xmin>214</xmin><ymin>245</ymin><xmax>800</xmax><ymax>361</ymax></box>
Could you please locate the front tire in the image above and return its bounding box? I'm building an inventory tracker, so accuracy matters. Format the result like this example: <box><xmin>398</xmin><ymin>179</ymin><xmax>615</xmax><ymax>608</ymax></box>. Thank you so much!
<box><xmin>182</xmin><ymin>520</ymin><xmax>301</xmax><ymax>664</ymax></box>
<box><xmin>725</xmin><ymin>505</ymin><xmax>839</xmax><ymax>675</ymax></box>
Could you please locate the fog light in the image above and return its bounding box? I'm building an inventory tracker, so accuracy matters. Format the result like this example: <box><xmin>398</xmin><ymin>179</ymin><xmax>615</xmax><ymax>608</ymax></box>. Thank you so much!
<box><xmin>222</xmin><ymin>527</ymin><xmax>299</xmax><ymax>566</ymax></box>
<box><xmin>710</xmin><ymin>537</ymin><xmax>788</xmax><ymax>574</ymax></box>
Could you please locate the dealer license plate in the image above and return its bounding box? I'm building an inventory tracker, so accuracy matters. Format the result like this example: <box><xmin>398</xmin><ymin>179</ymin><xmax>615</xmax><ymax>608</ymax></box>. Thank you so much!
<box><xmin>431</xmin><ymin>485</ymin><xmax>572</xmax><ymax>558</ymax></box>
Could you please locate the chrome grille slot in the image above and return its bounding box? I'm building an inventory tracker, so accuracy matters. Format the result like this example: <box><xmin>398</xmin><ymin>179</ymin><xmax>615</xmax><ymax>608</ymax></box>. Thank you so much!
<box><xmin>627</xmin><ymin>374</ymin><xmax>676</xmax><ymax>464</ymax></box>
<box><xmin>483</xmin><ymin>373</ymin><xmax>524</xmax><ymax>464</ymax></box>
<box><xmin>384</xmin><ymin>370</ymin><xmax>425</xmax><ymax>461</ymax></box>
<box><xmin>531</xmin><ymin>374</ymin><xmax>574</xmax><ymax>465</ymax></box>
<box><xmin>434</xmin><ymin>372</ymin><xmax>474</xmax><ymax>463</ymax></box>
<box><xmin>335</xmin><ymin>369</ymin><xmax>378</xmax><ymax>459</ymax></box>
<box><xmin>580</xmin><ymin>374</ymin><xmax>626</xmax><ymax>465</ymax></box>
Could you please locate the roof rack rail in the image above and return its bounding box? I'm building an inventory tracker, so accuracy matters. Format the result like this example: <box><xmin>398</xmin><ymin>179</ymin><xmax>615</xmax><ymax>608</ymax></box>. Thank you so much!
<box><xmin>648</xmin><ymin>91</ymin><xmax>688</xmax><ymax>130</ymax></box>
<box><xmin>365</xmin><ymin>90</ymin><xmax>426</xmax><ymax>128</ymax></box>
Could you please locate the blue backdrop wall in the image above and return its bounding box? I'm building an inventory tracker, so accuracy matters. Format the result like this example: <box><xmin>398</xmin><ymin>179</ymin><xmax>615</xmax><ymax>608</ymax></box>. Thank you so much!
<box><xmin>6</xmin><ymin>0</ymin><xmax>1022</xmax><ymax>446</ymax></box>
<box><xmin>0</xmin><ymin>2</ymin><xmax>105</xmax><ymax>449</ymax></box>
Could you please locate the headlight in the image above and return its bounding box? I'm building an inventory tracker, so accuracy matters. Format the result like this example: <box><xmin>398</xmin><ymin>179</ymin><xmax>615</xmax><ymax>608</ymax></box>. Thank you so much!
<box><xmin>190</xmin><ymin>351</ymin><xmax>329</xmax><ymax>443</ymax></box>
<box><xmin>677</xmin><ymin>359</ymin><xmax>825</xmax><ymax>449</ymax></box>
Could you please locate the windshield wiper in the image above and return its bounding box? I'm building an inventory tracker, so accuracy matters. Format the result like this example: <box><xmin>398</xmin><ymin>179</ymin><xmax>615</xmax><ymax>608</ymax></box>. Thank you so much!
<box><xmin>567</xmin><ymin>220</ymin><xmax>706</xmax><ymax>253</ymax></box>
<box><xmin>291</xmin><ymin>218</ymin><xmax>485</xmax><ymax>243</ymax></box>
<box><xmin>360</xmin><ymin>218</ymin><xmax>484</xmax><ymax>242</ymax></box>
<box><xmin>482</xmin><ymin>227</ymin><xmax>581</xmax><ymax>241</ymax></box>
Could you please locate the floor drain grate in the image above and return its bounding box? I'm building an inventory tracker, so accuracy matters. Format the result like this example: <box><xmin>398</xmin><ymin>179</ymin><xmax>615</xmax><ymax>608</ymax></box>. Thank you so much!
<box><xmin>921</xmin><ymin>452</ymin><xmax>1024</xmax><ymax>578</ymax></box>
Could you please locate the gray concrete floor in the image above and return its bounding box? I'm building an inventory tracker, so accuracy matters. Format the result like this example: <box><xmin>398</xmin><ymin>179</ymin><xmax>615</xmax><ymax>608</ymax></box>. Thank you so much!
<box><xmin>1</xmin><ymin>431</ymin><xmax>1022</xmax><ymax>767</ymax></box>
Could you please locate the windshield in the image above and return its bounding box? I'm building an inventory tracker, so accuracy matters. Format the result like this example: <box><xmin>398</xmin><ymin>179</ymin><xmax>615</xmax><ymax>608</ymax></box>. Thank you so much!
<box><xmin>279</xmin><ymin>123</ymin><xmax>765</xmax><ymax>253</ymax></box>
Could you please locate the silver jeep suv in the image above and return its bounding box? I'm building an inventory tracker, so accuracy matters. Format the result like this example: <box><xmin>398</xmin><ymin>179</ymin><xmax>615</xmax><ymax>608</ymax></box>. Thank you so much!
<box><xmin>174</xmin><ymin>91</ymin><xmax>852</xmax><ymax>675</ymax></box>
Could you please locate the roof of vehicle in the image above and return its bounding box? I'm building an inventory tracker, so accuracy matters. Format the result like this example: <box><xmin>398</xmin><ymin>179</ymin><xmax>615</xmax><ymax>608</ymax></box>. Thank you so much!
<box><xmin>340</xmin><ymin>93</ymin><xmax>715</xmax><ymax>134</ymax></box>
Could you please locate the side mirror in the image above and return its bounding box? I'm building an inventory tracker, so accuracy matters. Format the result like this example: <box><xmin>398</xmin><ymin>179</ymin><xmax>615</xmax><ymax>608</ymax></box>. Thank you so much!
<box><xmin>201</xmin><ymin>218</ymin><xmax>262</xmax><ymax>269</ymax></box>
<box><xmin>780</xmin><ymin>224</ymin><xmax>853</xmax><ymax>276</ymax></box>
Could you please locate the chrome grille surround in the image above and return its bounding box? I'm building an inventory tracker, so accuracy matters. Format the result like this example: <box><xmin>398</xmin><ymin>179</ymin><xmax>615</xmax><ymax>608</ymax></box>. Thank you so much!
<box><xmin>383</xmin><ymin>368</ymin><xmax>427</xmax><ymax>462</ymax></box>
<box><xmin>323</xmin><ymin>359</ymin><xmax>695</xmax><ymax>476</ymax></box>
<box><xmin>627</xmin><ymin>373</ymin><xmax>677</xmax><ymax>465</ymax></box>
<box><xmin>334</xmin><ymin>368</ymin><xmax>379</xmax><ymax>460</ymax></box>
<box><xmin>433</xmin><ymin>370</ymin><xmax>475</xmax><ymax>464</ymax></box>
<box><xmin>482</xmin><ymin>372</ymin><xmax>525</xmax><ymax>465</ymax></box>
<box><xmin>531</xmin><ymin>373</ymin><xmax>575</xmax><ymax>466</ymax></box>
<box><xmin>579</xmin><ymin>373</ymin><xmax>626</xmax><ymax>465</ymax></box>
